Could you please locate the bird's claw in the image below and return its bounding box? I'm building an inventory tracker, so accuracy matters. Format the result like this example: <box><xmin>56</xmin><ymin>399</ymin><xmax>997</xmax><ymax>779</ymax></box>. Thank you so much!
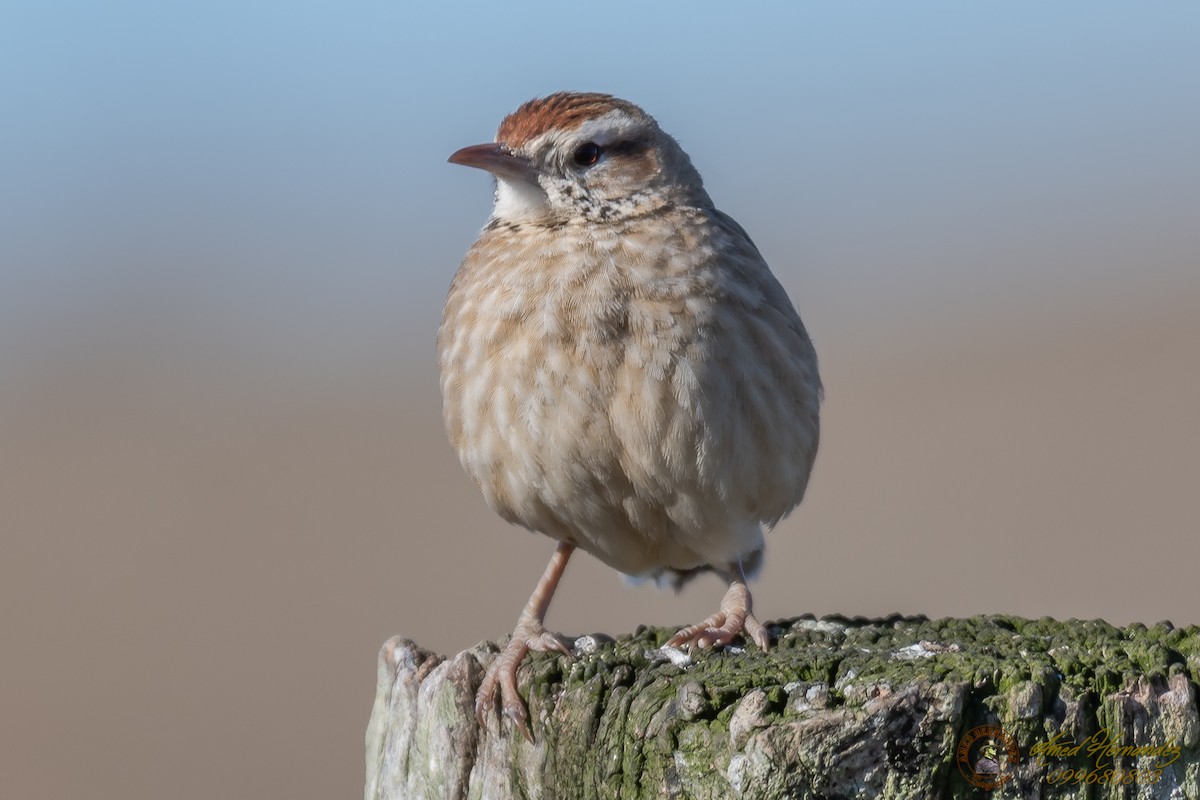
<box><xmin>530</xmin><ymin>630</ymin><xmax>575</xmax><ymax>658</ymax></box>
<box><xmin>667</xmin><ymin>609</ymin><xmax>770</xmax><ymax>652</ymax></box>
<box><xmin>666</xmin><ymin>574</ymin><xmax>770</xmax><ymax>652</ymax></box>
<box><xmin>475</xmin><ymin>626</ymin><xmax>575</xmax><ymax>741</ymax></box>
<box><xmin>474</xmin><ymin>663</ymin><xmax>533</xmax><ymax>742</ymax></box>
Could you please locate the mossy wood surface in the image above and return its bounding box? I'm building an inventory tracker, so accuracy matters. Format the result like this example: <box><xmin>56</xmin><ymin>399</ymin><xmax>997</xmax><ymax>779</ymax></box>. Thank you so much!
<box><xmin>365</xmin><ymin>615</ymin><xmax>1200</xmax><ymax>799</ymax></box>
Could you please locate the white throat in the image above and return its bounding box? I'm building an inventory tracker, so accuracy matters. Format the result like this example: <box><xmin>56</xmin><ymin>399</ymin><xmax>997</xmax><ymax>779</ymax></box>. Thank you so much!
<box><xmin>492</xmin><ymin>176</ymin><xmax>550</xmax><ymax>223</ymax></box>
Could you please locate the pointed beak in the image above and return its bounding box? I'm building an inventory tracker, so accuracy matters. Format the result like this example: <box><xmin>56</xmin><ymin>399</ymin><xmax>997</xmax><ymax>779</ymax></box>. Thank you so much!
<box><xmin>447</xmin><ymin>143</ymin><xmax>537</xmax><ymax>182</ymax></box>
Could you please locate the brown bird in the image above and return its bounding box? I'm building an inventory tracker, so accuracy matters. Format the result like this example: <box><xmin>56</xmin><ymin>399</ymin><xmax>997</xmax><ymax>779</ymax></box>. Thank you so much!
<box><xmin>439</xmin><ymin>92</ymin><xmax>821</xmax><ymax>737</ymax></box>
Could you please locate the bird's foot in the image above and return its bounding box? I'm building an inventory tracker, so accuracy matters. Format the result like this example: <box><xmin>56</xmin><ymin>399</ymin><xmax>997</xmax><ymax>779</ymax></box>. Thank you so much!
<box><xmin>475</xmin><ymin>622</ymin><xmax>574</xmax><ymax>741</ymax></box>
<box><xmin>666</xmin><ymin>580</ymin><xmax>770</xmax><ymax>651</ymax></box>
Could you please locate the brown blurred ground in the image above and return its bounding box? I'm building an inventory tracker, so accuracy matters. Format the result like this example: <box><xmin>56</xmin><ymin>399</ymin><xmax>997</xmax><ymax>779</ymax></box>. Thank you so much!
<box><xmin>2</xmin><ymin>290</ymin><xmax>1197</xmax><ymax>800</ymax></box>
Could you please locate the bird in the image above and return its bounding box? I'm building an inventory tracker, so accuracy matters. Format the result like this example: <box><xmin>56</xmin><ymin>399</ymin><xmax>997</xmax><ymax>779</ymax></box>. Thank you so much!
<box><xmin>438</xmin><ymin>92</ymin><xmax>822</xmax><ymax>738</ymax></box>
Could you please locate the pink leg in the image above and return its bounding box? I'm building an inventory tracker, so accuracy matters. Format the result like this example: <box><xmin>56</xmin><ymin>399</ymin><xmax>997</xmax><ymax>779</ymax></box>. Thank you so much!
<box><xmin>475</xmin><ymin>542</ymin><xmax>575</xmax><ymax>740</ymax></box>
<box><xmin>666</xmin><ymin>562</ymin><xmax>770</xmax><ymax>651</ymax></box>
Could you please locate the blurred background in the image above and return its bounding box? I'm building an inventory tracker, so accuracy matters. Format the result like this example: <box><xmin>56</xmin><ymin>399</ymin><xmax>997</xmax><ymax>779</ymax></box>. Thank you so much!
<box><xmin>2</xmin><ymin>2</ymin><xmax>1198</xmax><ymax>799</ymax></box>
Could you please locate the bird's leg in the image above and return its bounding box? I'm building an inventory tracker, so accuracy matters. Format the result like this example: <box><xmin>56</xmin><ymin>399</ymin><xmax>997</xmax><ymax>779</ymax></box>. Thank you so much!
<box><xmin>475</xmin><ymin>541</ymin><xmax>576</xmax><ymax>740</ymax></box>
<box><xmin>666</xmin><ymin>561</ymin><xmax>770</xmax><ymax>651</ymax></box>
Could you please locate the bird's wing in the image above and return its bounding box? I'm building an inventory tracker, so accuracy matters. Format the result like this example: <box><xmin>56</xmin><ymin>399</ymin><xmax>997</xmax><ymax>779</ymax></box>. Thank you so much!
<box><xmin>712</xmin><ymin>208</ymin><xmax>762</xmax><ymax>256</ymax></box>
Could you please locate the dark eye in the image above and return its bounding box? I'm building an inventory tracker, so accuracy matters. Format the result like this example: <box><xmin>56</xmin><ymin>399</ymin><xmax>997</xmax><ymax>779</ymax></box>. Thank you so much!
<box><xmin>572</xmin><ymin>142</ymin><xmax>603</xmax><ymax>167</ymax></box>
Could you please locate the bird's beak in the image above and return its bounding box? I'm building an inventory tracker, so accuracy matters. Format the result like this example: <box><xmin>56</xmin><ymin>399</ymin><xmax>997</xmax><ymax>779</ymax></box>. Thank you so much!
<box><xmin>447</xmin><ymin>143</ymin><xmax>537</xmax><ymax>183</ymax></box>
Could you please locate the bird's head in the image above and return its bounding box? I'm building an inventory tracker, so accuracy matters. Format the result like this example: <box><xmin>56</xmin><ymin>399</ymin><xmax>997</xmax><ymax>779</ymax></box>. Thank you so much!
<box><xmin>449</xmin><ymin>92</ymin><xmax>710</xmax><ymax>225</ymax></box>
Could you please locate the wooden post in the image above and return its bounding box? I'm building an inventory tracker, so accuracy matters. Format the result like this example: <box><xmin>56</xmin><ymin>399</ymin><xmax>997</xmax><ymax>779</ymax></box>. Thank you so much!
<box><xmin>366</xmin><ymin>615</ymin><xmax>1200</xmax><ymax>799</ymax></box>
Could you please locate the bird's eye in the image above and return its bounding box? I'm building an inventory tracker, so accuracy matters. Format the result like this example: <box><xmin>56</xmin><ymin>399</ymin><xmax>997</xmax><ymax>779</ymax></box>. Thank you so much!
<box><xmin>572</xmin><ymin>142</ymin><xmax>604</xmax><ymax>167</ymax></box>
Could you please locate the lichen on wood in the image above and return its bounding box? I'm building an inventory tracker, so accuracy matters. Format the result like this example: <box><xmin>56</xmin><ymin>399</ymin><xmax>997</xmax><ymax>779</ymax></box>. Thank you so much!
<box><xmin>365</xmin><ymin>615</ymin><xmax>1200</xmax><ymax>799</ymax></box>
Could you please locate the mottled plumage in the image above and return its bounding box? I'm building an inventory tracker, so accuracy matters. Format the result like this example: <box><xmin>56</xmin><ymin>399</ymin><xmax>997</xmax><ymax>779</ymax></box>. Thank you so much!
<box><xmin>439</xmin><ymin>92</ymin><xmax>821</xmax><ymax>737</ymax></box>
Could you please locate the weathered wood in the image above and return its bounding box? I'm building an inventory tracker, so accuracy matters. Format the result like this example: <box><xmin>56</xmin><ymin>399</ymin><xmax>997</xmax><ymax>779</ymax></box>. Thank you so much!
<box><xmin>365</xmin><ymin>616</ymin><xmax>1200</xmax><ymax>799</ymax></box>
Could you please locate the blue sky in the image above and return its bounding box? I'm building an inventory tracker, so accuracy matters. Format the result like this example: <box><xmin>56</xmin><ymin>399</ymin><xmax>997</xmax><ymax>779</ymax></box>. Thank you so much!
<box><xmin>2</xmin><ymin>2</ymin><xmax>1198</xmax><ymax>369</ymax></box>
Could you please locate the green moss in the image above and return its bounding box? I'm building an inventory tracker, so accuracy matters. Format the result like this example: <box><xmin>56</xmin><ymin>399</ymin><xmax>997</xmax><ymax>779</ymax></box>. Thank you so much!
<box><xmin>504</xmin><ymin>615</ymin><xmax>1199</xmax><ymax>799</ymax></box>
